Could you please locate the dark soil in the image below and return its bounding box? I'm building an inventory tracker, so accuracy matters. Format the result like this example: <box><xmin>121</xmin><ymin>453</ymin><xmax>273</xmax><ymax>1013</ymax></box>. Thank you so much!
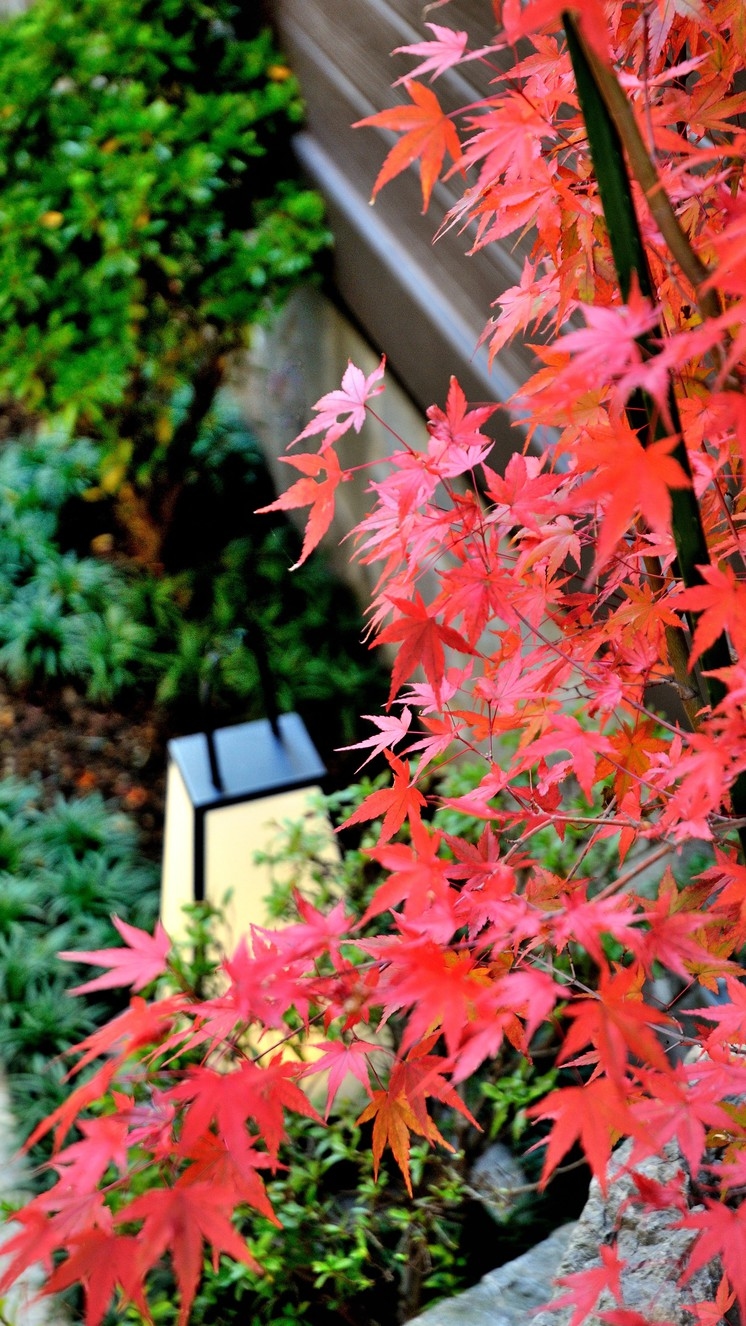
<box><xmin>0</xmin><ymin>676</ymin><xmax>372</xmax><ymax>867</ymax></box>
<box><xmin>0</xmin><ymin>678</ymin><xmax>170</xmax><ymax>861</ymax></box>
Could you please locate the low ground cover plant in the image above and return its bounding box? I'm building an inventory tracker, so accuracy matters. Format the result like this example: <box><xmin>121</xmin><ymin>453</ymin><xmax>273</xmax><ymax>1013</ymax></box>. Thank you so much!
<box><xmin>0</xmin><ymin>402</ymin><xmax>384</xmax><ymax>744</ymax></box>
<box><xmin>0</xmin><ymin>779</ymin><xmax>158</xmax><ymax>1148</ymax></box>
<box><xmin>5</xmin><ymin>3</ymin><xmax>746</xmax><ymax>1326</ymax></box>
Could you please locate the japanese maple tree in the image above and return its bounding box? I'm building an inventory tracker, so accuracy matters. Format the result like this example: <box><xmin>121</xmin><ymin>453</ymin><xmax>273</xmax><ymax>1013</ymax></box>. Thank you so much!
<box><xmin>6</xmin><ymin>1</ymin><xmax>746</xmax><ymax>1323</ymax></box>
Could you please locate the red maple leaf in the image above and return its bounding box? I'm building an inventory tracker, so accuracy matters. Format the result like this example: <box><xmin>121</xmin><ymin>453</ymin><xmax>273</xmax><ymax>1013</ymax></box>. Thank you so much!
<box><xmin>25</xmin><ymin>1059</ymin><xmax>121</xmax><ymax>1153</ymax></box>
<box><xmin>376</xmin><ymin>591</ymin><xmax>476</xmax><ymax>707</ymax></box>
<box><xmin>59</xmin><ymin>918</ymin><xmax>171</xmax><ymax>996</ymax></box>
<box><xmin>552</xmin><ymin>1243</ymin><xmax>626</xmax><ymax>1326</ymax></box>
<box><xmin>541</xmin><ymin>287</ymin><xmax>663</xmax><ymax>408</ymax></box>
<box><xmin>362</xmin><ymin>819</ymin><xmax>454</xmax><ymax>923</ymax></box>
<box><xmin>64</xmin><ymin>995</ymin><xmax>183</xmax><ymax>1080</ymax></box>
<box><xmin>435</xmin><ymin>544</ymin><xmax>518</xmax><ymax>646</ymax></box>
<box><xmin>684</xmin><ymin>1274</ymin><xmax>737</xmax><ymax>1326</ymax></box>
<box><xmin>529</xmin><ymin>1076</ymin><xmax>646</xmax><ymax>1190</ymax></box>
<box><xmin>686</xmin><ymin>974</ymin><xmax>746</xmax><ymax>1050</ymax></box>
<box><xmin>627</xmin><ymin>1066</ymin><xmax>734</xmax><ymax>1177</ymax></box>
<box><xmin>116</xmin><ymin>1181</ymin><xmax>261</xmax><ymax>1326</ymax></box>
<box><xmin>354</xmin><ymin>80</ymin><xmax>463</xmax><ymax>212</ymax></box>
<box><xmin>180</xmin><ymin>1133</ymin><xmax>279</xmax><ymax>1223</ymax></box>
<box><xmin>256</xmin><ymin>449</ymin><xmax>344</xmax><ymax>569</ymax></box>
<box><xmin>340</xmin><ymin>749</ymin><xmax>426</xmax><ymax>845</ymax></box>
<box><xmin>672</xmin><ymin>563</ymin><xmax>746</xmax><ymax>667</ymax></box>
<box><xmin>49</xmin><ymin>1115</ymin><xmax>129</xmax><ymax>1191</ymax></box>
<box><xmin>558</xmin><ymin>965</ymin><xmax>672</xmax><ymax>1085</ymax></box>
<box><xmin>172</xmin><ymin>1055</ymin><xmax>320</xmax><ymax>1166</ymax></box>
<box><xmin>682</xmin><ymin>1202</ymin><xmax>746</xmax><ymax>1324</ymax></box>
<box><xmin>573</xmin><ymin>422</ymin><xmax>690</xmax><ymax>572</ymax></box>
<box><xmin>46</xmin><ymin>1232</ymin><xmax>147</xmax><ymax>1326</ymax></box>
<box><xmin>518</xmin><ymin>712</ymin><xmax>612</xmax><ymax>801</ymax></box>
<box><xmin>502</xmin><ymin>0</ymin><xmax>612</xmax><ymax>58</ymax></box>
<box><xmin>482</xmin><ymin>451</ymin><xmax>559</xmax><ymax>530</ymax></box>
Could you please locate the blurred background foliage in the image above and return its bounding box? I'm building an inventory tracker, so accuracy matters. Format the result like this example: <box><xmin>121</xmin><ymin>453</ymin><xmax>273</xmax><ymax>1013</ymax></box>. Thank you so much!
<box><xmin>0</xmin><ymin>404</ymin><xmax>387</xmax><ymax>751</ymax></box>
<box><xmin>0</xmin><ymin>0</ymin><xmax>330</xmax><ymax>559</ymax></box>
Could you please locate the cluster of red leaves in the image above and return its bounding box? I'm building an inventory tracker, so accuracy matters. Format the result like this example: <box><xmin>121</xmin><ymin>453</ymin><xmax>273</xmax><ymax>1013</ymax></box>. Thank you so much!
<box><xmin>7</xmin><ymin>3</ymin><xmax>746</xmax><ymax>1324</ymax></box>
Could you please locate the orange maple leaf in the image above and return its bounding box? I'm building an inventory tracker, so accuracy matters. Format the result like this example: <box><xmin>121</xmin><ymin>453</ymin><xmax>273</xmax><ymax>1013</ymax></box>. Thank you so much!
<box><xmin>340</xmin><ymin>749</ymin><xmax>426</xmax><ymax>845</ymax></box>
<box><xmin>356</xmin><ymin>1088</ymin><xmax>429</xmax><ymax>1196</ymax></box>
<box><xmin>354</xmin><ymin>80</ymin><xmax>462</xmax><ymax>212</ymax></box>
<box><xmin>672</xmin><ymin>563</ymin><xmax>746</xmax><ymax>667</ymax></box>
<box><xmin>256</xmin><ymin>449</ymin><xmax>344</xmax><ymax>569</ymax></box>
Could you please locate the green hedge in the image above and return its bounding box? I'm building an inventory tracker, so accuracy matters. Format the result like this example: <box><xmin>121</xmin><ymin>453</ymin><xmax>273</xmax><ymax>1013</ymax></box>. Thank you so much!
<box><xmin>0</xmin><ymin>0</ymin><xmax>329</xmax><ymax>516</ymax></box>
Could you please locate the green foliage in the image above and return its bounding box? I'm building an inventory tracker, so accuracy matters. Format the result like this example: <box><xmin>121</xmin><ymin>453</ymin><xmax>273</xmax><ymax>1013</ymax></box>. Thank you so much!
<box><xmin>118</xmin><ymin>1115</ymin><xmax>469</xmax><ymax>1326</ymax></box>
<box><xmin>480</xmin><ymin>1062</ymin><xmax>560</xmax><ymax>1146</ymax></box>
<box><xmin>0</xmin><ymin>779</ymin><xmax>158</xmax><ymax>1146</ymax></box>
<box><xmin>0</xmin><ymin>0</ymin><xmax>329</xmax><ymax>508</ymax></box>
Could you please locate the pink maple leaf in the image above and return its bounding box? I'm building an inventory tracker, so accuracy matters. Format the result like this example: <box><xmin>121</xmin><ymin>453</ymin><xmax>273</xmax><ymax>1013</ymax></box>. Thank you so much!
<box><xmin>393</xmin><ymin>23</ymin><xmax>495</xmax><ymax>84</ymax></box>
<box><xmin>301</xmin><ymin>1038</ymin><xmax>390</xmax><ymax>1118</ymax></box>
<box><xmin>290</xmin><ymin>357</ymin><xmax>386</xmax><ymax>450</ymax></box>
<box><xmin>59</xmin><ymin>917</ymin><xmax>171</xmax><ymax>995</ymax></box>
<box><xmin>337</xmin><ymin>707</ymin><xmax>413</xmax><ymax>769</ymax></box>
<box><xmin>425</xmin><ymin>376</ymin><xmax>497</xmax><ymax>476</ymax></box>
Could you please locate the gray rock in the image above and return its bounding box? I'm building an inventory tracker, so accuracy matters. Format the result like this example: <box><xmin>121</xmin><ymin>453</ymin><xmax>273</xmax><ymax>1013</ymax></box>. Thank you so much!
<box><xmin>0</xmin><ymin>1069</ymin><xmax>70</xmax><ymax>1324</ymax></box>
<box><xmin>468</xmin><ymin>1142</ymin><xmax>529</xmax><ymax>1223</ymax></box>
<box><xmin>531</xmin><ymin>1140</ymin><xmax>720</xmax><ymax>1326</ymax></box>
<box><xmin>406</xmin><ymin>1223</ymin><xmax>576</xmax><ymax>1326</ymax></box>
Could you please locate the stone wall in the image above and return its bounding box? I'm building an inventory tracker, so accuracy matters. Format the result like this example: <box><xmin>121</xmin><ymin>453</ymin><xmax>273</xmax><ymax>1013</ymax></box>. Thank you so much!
<box><xmin>231</xmin><ymin>286</ymin><xmax>431</xmax><ymax>601</ymax></box>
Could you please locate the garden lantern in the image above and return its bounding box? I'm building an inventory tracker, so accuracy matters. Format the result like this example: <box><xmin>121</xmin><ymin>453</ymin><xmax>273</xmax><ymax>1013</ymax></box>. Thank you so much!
<box><xmin>160</xmin><ymin>711</ymin><xmax>328</xmax><ymax>949</ymax></box>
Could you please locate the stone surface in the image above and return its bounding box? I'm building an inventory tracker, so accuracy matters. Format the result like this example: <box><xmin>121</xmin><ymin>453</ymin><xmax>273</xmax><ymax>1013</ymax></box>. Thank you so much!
<box><xmin>530</xmin><ymin>1140</ymin><xmax>720</xmax><ymax>1326</ymax></box>
<box><xmin>467</xmin><ymin>1142</ymin><xmax>530</xmax><ymax>1223</ymax></box>
<box><xmin>406</xmin><ymin>1223</ymin><xmax>577</xmax><ymax>1326</ymax></box>
<box><xmin>0</xmin><ymin>1070</ymin><xmax>69</xmax><ymax>1325</ymax></box>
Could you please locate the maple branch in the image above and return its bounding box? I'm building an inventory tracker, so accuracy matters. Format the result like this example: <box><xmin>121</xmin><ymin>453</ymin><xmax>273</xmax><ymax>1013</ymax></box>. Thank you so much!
<box><xmin>642</xmin><ymin>551</ymin><xmax>706</xmax><ymax>725</ymax></box>
<box><xmin>591</xmin><ymin>842</ymin><xmax>674</xmax><ymax>903</ymax></box>
<box><xmin>562</xmin><ymin>12</ymin><xmax>719</xmax><ymax>323</ymax></box>
<box><xmin>562</xmin><ymin>11</ymin><xmax>746</xmax><ymax>853</ymax></box>
<box><xmin>564</xmin><ymin>796</ymin><xmax>619</xmax><ymax>883</ymax></box>
<box><xmin>510</xmin><ymin>605</ymin><xmax>690</xmax><ymax>739</ymax></box>
<box><xmin>462</xmin><ymin>1152</ymin><xmax>590</xmax><ymax>1204</ymax></box>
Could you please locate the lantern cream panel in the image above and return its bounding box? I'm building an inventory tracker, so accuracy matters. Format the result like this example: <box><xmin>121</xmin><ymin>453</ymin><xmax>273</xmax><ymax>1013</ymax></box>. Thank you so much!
<box><xmin>162</xmin><ymin>779</ymin><xmax>338</xmax><ymax>953</ymax></box>
<box><xmin>203</xmin><ymin>786</ymin><xmax>338</xmax><ymax>951</ymax></box>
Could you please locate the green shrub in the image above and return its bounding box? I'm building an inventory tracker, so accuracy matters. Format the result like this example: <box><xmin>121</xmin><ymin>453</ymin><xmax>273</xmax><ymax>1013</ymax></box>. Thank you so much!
<box><xmin>0</xmin><ymin>0</ymin><xmax>329</xmax><ymax>551</ymax></box>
